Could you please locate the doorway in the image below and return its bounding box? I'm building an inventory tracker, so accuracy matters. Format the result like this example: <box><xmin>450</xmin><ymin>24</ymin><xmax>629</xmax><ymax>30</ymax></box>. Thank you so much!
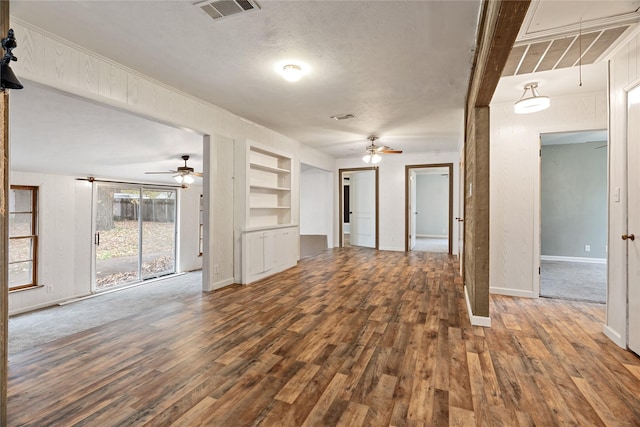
<box><xmin>94</xmin><ymin>183</ymin><xmax>177</xmax><ymax>291</ymax></box>
<box><xmin>405</xmin><ymin>163</ymin><xmax>453</xmax><ymax>254</ymax></box>
<box><xmin>339</xmin><ymin>168</ymin><xmax>379</xmax><ymax>249</ymax></box>
<box><xmin>539</xmin><ymin>130</ymin><xmax>608</xmax><ymax>303</ymax></box>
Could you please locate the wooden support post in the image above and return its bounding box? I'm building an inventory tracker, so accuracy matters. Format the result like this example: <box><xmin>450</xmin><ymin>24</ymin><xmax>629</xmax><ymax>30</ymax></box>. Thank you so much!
<box><xmin>1</xmin><ymin>1</ymin><xmax>10</xmax><ymax>424</ymax></box>
<box><xmin>463</xmin><ymin>0</ymin><xmax>530</xmax><ymax>321</ymax></box>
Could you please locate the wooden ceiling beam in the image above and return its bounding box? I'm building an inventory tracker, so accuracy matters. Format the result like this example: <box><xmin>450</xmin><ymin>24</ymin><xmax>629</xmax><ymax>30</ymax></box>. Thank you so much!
<box><xmin>466</xmin><ymin>0</ymin><xmax>531</xmax><ymax>114</ymax></box>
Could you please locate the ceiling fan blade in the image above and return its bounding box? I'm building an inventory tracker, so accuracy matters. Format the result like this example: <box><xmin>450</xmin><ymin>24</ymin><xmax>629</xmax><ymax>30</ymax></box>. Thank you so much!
<box><xmin>145</xmin><ymin>170</ymin><xmax>177</xmax><ymax>174</ymax></box>
<box><xmin>380</xmin><ymin>150</ymin><xmax>403</xmax><ymax>154</ymax></box>
<box><xmin>192</xmin><ymin>172</ymin><xmax>204</xmax><ymax>177</ymax></box>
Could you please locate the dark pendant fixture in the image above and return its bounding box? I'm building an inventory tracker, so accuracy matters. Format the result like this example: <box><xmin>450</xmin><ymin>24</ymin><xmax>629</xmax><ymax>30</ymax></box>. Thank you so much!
<box><xmin>1</xmin><ymin>29</ymin><xmax>23</xmax><ymax>90</ymax></box>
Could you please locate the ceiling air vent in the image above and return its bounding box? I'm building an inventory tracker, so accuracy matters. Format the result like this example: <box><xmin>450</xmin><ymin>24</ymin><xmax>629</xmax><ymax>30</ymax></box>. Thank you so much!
<box><xmin>195</xmin><ymin>0</ymin><xmax>260</xmax><ymax>22</ymax></box>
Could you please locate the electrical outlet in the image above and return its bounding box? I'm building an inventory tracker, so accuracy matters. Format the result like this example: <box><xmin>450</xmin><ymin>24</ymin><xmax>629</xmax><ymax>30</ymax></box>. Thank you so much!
<box><xmin>46</xmin><ymin>285</ymin><xmax>53</xmax><ymax>293</ymax></box>
<box><xmin>214</xmin><ymin>264</ymin><xmax>219</xmax><ymax>273</ymax></box>
<box><xmin>585</xmin><ymin>245</ymin><xmax>591</xmax><ymax>252</ymax></box>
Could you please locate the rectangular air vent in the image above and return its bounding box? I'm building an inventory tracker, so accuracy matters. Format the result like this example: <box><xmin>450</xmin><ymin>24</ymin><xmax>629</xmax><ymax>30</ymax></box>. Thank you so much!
<box><xmin>195</xmin><ymin>0</ymin><xmax>260</xmax><ymax>22</ymax></box>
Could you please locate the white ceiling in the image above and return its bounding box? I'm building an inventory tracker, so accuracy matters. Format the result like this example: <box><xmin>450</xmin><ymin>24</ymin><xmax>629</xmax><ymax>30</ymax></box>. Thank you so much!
<box><xmin>10</xmin><ymin>83</ymin><xmax>203</xmax><ymax>185</ymax></box>
<box><xmin>10</xmin><ymin>0</ymin><xmax>482</xmax><ymax>161</ymax></box>
<box><xmin>6</xmin><ymin>0</ymin><xmax>637</xmax><ymax>183</ymax></box>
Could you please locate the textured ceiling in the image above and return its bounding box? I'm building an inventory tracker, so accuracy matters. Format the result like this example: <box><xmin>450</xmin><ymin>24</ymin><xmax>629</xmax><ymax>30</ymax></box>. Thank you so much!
<box><xmin>7</xmin><ymin>0</ymin><xmax>633</xmax><ymax>182</ymax></box>
<box><xmin>10</xmin><ymin>0</ymin><xmax>482</xmax><ymax>160</ymax></box>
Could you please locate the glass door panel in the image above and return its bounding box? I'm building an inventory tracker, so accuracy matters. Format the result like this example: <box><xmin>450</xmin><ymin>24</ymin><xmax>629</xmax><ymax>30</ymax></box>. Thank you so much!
<box><xmin>95</xmin><ymin>185</ymin><xmax>140</xmax><ymax>290</ymax></box>
<box><xmin>141</xmin><ymin>189</ymin><xmax>176</xmax><ymax>279</ymax></box>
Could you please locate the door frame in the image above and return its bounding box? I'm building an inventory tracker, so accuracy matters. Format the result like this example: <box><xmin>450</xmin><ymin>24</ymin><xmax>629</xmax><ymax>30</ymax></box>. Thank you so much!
<box><xmin>404</xmin><ymin>163</ymin><xmax>454</xmax><ymax>254</ymax></box>
<box><xmin>338</xmin><ymin>167</ymin><xmax>379</xmax><ymax>249</ymax></box>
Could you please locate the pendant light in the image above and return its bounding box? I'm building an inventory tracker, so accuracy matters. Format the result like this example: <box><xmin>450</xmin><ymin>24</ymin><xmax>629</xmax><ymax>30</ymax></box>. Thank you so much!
<box><xmin>514</xmin><ymin>82</ymin><xmax>549</xmax><ymax>114</ymax></box>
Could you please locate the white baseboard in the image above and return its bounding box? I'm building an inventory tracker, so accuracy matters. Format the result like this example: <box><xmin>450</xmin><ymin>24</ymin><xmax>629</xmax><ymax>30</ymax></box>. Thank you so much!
<box><xmin>205</xmin><ymin>277</ymin><xmax>235</xmax><ymax>291</ymax></box>
<box><xmin>603</xmin><ymin>325</ymin><xmax>626</xmax><ymax>348</ymax></box>
<box><xmin>416</xmin><ymin>234</ymin><xmax>447</xmax><ymax>239</ymax></box>
<box><xmin>378</xmin><ymin>246</ymin><xmax>405</xmax><ymax>252</ymax></box>
<box><xmin>10</xmin><ymin>292</ymin><xmax>89</xmax><ymax>316</ymax></box>
<box><xmin>541</xmin><ymin>255</ymin><xmax>606</xmax><ymax>264</ymax></box>
<box><xmin>490</xmin><ymin>287</ymin><xmax>536</xmax><ymax>298</ymax></box>
<box><xmin>464</xmin><ymin>285</ymin><xmax>492</xmax><ymax>327</ymax></box>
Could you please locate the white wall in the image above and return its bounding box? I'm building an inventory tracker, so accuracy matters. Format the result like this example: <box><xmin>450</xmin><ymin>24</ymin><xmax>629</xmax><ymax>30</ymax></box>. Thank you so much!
<box><xmin>8</xmin><ymin>172</ymin><xmax>92</xmax><ymax>314</ymax></box>
<box><xmin>178</xmin><ymin>185</ymin><xmax>203</xmax><ymax>272</ymax></box>
<box><xmin>416</xmin><ymin>173</ymin><xmax>449</xmax><ymax>237</ymax></box>
<box><xmin>607</xmin><ymin>28</ymin><xmax>640</xmax><ymax>347</ymax></box>
<box><xmin>10</xmin><ymin>18</ymin><xmax>329</xmax><ymax>292</ymax></box>
<box><xmin>8</xmin><ymin>171</ymin><xmax>203</xmax><ymax>314</ymax></box>
<box><xmin>335</xmin><ymin>152</ymin><xmax>460</xmax><ymax>252</ymax></box>
<box><xmin>489</xmin><ymin>92</ymin><xmax>607</xmax><ymax>298</ymax></box>
<box><xmin>300</xmin><ymin>165</ymin><xmax>334</xmax><ymax>248</ymax></box>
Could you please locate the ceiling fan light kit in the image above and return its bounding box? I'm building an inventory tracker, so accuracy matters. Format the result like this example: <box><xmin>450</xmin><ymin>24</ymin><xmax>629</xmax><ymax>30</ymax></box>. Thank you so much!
<box><xmin>514</xmin><ymin>82</ymin><xmax>550</xmax><ymax>114</ymax></box>
<box><xmin>145</xmin><ymin>155</ymin><xmax>203</xmax><ymax>187</ymax></box>
<box><xmin>362</xmin><ymin>153</ymin><xmax>381</xmax><ymax>164</ymax></box>
<box><xmin>174</xmin><ymin>174</ymin><xmax>195</xmax><ymax>184</ymax></box>
<box><xmin>361</xmin><ymin>135</ymin><xmax>402</xmax><ymax>163</ymax></box>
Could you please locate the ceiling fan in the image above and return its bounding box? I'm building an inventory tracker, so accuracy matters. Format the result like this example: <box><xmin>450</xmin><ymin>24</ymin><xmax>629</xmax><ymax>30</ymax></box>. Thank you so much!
<box><xmin>145</xmin><ymin>155</ymin><xmax>203</xmax><ymax>185</ymax></box>
<box><xmin>362</xmin><ymin>136</ymin><xmax>403</xmax><ymax>164</ymax></box>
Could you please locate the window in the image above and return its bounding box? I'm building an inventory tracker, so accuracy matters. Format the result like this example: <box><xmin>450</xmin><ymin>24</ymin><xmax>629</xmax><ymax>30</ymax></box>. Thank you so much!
<box><xmin>199</xmin><ymin>194</ymin><xmax>204</xmax><ymax>256</ymax></box>
<box><xmin>9</xmin><ymin>186</ymin><xmax>38</xmax><ymax>291</ymax></box>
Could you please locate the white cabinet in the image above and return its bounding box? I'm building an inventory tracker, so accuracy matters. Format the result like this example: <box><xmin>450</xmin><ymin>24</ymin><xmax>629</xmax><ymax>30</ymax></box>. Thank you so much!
<box><xmin>242</xmin><ymin>226</ymin><xmax>298</xmax><ymax>284</ymax></box>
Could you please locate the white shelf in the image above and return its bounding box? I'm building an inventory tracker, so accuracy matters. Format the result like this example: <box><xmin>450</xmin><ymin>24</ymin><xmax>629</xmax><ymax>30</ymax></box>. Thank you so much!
<box><xmin>250</xmin><ymin>162</ymin><xmax>290</xmax><ymax>174</ymax></box>
<box><xmin>250</xmin><ymin>184</ymin><xmax>291</xmax><ymax>191</ymax></box>
<box><xmin>248</xmin><ymin>145</ymin><xmax>292</xmax><ymax>228</ymax></box>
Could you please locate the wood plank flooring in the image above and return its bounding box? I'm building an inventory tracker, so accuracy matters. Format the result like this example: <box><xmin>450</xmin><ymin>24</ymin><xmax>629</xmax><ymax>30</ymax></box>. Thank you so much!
<box><xmin>7</xmin><ymin>248</ymin><xmax>640</xmax><ymax>426</ymax></box>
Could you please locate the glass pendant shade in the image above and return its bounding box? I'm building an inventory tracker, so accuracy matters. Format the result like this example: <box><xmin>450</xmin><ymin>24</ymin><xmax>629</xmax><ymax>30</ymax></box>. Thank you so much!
<box><xmin>514</xmin><ymin>82</ymin><xmax>550</xmax><ymax>114</ymax></box>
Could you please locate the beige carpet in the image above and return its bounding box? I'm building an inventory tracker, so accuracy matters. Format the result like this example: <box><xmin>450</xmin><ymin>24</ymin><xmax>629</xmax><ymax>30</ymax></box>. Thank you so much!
<box><xmin>540</xmin><ymin>260</ymin><xmax>606</xmax><ymax>303</ymax></box>
<box><xmin>8</xmin><ymin>271</ymin><xmax>203</xmax><ymax>356</ymax></box>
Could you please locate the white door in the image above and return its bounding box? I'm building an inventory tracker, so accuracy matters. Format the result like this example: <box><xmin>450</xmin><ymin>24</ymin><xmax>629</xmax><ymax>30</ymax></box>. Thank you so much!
<box><xmin>627</xmin><ymin>86</ymin><xmax>640</xmax><ymax>355</ymax></box>
<box><xmin>409</xmin><ymin>171</ymin><xmax>417</xmax><ymax>249</ymax></box>
<box><xmin>350</xmin><ymin>170</ymin><xmax>376</xmax><ymax>248</ymax></box>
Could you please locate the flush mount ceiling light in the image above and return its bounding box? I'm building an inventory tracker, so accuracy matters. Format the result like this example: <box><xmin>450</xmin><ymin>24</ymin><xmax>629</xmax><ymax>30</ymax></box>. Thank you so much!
<box><xmin>282</xmin><ymin>64</ymin><xmax>302</xmax><ymax>82</ymax></box>
<box><xmin>276</xmin><ymin>61</ymin><xmax>309</xmax><ymax>82</ymax></box>
<box><xmin>514</xmin><ymin>82</ymin><xmax>550</xmax><ymax>114</ymax></box>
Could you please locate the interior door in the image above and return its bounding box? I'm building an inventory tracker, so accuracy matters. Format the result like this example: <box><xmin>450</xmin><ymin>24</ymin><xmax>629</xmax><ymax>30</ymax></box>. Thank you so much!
<box><xmin>627</xmin><ymin>86</ymin><xmax>640</xmax><ymax>355</ymax></box>
<box><xmin>94</xmin><ymin>184</ymin><xmax>140</xmax><ymax>291</ymax></box>
<box><xmin>349</xmin><ymin>170</ymin><xmax>376</xmax><ymax>248</ymax></box>
<box><xmin>410</xmin><ymin>171</ymin><xmax>417</xmax><ymax>249</ymax></box>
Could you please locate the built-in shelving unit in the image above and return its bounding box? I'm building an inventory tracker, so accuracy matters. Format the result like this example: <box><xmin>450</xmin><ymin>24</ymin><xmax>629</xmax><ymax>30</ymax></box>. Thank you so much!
<box><xmin>248</xmin><ymin>146</ymin><xmax>292</xmax><ymax>228</ymax></box>
<box><xmin>241</xmin><ymin>144</ymin><xmax>297</xmax><ymax>284</ymax></box>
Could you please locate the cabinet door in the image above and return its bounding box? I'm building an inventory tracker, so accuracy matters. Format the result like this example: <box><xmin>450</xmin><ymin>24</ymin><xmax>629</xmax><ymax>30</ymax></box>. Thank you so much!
<box><xmin>263</xmin><ymin>231</ymin><xmax>276</xmax><ymax>272</ymax></box>
<box><xmin>275</xmin><ymin>228</ymin><xmax>297</xmax><ymax>270</ymax></box>
<box><xmin>246</xmin><ymin>232</ymin><xmax>265</xmax><ymax>275</ymax></box>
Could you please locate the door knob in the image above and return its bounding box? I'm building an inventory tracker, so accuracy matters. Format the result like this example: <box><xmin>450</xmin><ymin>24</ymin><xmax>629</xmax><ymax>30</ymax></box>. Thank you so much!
<box><xmin>622</xmin><ymin>234</ymin><xmax>635</xmax><ymax>241</ymax></box>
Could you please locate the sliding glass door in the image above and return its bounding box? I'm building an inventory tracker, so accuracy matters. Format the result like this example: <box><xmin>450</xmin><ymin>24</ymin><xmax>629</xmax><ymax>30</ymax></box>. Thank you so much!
<box><xmin>94</xmin><ymin>184</ymin><xmax>176</xmax><ymax>291</ymax></box>
<box><xmin>141</xmin><ymin>189</ymin><xmax>176</xmax><ymax>279</ymax></box>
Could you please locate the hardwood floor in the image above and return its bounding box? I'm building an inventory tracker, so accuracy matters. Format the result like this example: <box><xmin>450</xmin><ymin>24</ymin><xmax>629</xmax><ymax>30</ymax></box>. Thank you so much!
<box><xmin>7</xmin><ymin>248</ymin><xmax>640</xmax><ymax>426</ymax></box>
